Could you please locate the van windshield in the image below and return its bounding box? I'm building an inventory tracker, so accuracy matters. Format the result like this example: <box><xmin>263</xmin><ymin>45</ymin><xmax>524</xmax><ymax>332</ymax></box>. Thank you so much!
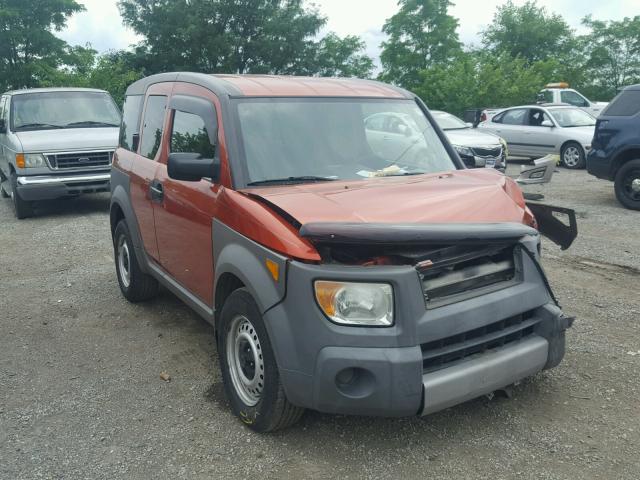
<box><xmin>235</xmin><ymin>99</ymin><xmax>456</xmax><ymax>186</ymax></box>
<box><xmin>11</xmin><ymin>91</ymin><xmax>121</xmax><ymax>131</ymax></box>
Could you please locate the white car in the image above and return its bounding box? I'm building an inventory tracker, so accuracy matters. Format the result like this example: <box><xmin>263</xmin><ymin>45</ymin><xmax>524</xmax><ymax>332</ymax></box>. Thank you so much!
<box><xmin>478</xmin><ymin>105</ymin><xmax>596</xmax><ymax>169</ymax></box>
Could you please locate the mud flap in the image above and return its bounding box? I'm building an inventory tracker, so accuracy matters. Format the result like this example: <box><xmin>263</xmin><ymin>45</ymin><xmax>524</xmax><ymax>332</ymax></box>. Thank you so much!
<box><xmin>526</xmin><ymin>202</ymin><xmax>578</xmax><ymax>250</ymax></box>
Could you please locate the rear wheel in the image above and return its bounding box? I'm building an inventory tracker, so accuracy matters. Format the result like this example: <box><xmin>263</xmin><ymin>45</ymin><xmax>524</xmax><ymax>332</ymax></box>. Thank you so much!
<box><xmin>218</xmin><ymin>288</ymin><xmax>304</xmax><ymax>432</ymax></box>
<box><xmin>10</xmin><ymin>172</ymin><xmax>33</xmax><ymax>219</ymax></box>
<box><xmin>614</xmin><ymin>159</ymin><xmax>640</xmax><ymax>210</ymax></box>
<box><xmin>561</xmin><ymin>142</ymin><xmax>585</xmax><ymax>169</ymax></box>
<box><xmin>113</xmin><ymin>220</ymin><xmax>159</xmax><ymax>302</ymax></box>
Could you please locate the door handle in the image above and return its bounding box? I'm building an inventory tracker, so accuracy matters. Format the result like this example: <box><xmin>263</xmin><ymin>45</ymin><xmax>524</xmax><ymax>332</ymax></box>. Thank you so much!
<box><xmin>149</xmin><ymin>180</ymin><xmax>164</xmax><ymax>202</ymax></box>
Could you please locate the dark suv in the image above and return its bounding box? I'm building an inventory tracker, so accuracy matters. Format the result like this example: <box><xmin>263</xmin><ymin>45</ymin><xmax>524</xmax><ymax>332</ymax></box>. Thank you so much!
<box><xmin>587</xmin><ymin>84</ymin><xmax>640</xmax><ymax>210</ymax></box>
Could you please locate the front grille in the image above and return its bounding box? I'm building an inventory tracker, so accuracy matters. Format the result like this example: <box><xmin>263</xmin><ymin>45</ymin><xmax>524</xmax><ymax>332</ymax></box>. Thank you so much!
<box><xmin>472</xmin><ymin>146</ymin><xmax>502</xmax><ymax>158</ymax></box>
<box><xmin>418</xmin><ymin>244</ymin><xmax>519</xmax><ymax>306</ymax></box>
<box><xmin>421</xmin><ymin>312</ymin><xmax>539</xmax><ymax>373</ymax></box>
<box><xmin>47</xmin><ymin>151</ymin><xmax>113</xmax><ymax>169</ymax></box>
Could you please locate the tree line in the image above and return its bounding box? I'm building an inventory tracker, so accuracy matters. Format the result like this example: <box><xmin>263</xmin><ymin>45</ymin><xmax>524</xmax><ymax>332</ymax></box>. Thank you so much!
<box><xmin>1</xmin><ymin>0</ymin><xmax>639</xmax><ymax>114</ymax></box>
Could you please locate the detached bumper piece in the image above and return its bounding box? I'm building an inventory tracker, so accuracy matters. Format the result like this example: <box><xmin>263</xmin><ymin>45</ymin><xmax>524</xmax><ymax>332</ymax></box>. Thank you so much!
<box><xmin>16</xmin><ymin>173</ymin><xmax>110</xmax><ymax>201</ymax></box>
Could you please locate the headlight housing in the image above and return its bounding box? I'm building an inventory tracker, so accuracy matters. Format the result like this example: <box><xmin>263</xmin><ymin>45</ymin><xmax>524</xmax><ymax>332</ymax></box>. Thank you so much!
<box><xmin>314</xmin><ymin>281</ymin><xmax>394</xmax><ymax>327</ymax></box>
<box><xmin>453</xmin><ymin>145</ymin><xmax>473</xmax><ymax>157</ymax></box>
<box><xmin>16</xmin><ymin>153</ymin><xmax>48</xmax><ymax>168</ymax></box>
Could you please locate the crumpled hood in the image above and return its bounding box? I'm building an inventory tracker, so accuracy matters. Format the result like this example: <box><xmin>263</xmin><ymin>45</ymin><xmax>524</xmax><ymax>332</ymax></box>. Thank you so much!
<box><xmin>242</xmin><ymin>169</ymin><xmax>531</xmax><ymax>226</ymax></box>
<box><xmin>15</xmin><ymin>127</ymin><xmax>119</xmax><ymax>153</ymax></box>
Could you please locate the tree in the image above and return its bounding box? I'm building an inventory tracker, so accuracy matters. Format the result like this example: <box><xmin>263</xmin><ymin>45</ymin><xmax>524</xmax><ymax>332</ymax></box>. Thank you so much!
<box><xmin>298</xmin><ymin>34</ymin><xmax>374</xmax><ymax>78</ymax></box>
<box><xmin>579</xmin><ymin>15</ymin><xmax>640</xmax><ymax>100</ymax></box>
<box><xmin>481</xmin><ymin>0</ymin><xmax>574</xmax><ymax>64</ymax></box>
<box><xmin>118</xmin><ymin>0</ymin><xmax>373</xmax><ymax>77</ymax></box>
<box><xmin>0</xmin><ymin>0</ymin><xmax>84</xmax><ymax>91</ymax></box>
<box><xmin>379</xmin><ymin>0</ymin><xmax>461</xmax><ymax>90</ymax></box>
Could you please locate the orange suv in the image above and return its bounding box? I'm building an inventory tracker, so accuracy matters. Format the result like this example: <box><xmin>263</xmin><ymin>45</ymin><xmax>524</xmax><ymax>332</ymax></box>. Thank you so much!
<box><xmin>110</xmin><ymin>73</ymin><xmax>575</xmax><ymax>432</ymax></box>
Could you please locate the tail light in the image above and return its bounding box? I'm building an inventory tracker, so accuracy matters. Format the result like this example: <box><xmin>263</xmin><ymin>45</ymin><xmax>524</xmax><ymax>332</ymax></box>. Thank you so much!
<box><xmin>480</xmin><ymin>112</ymin><xmax>487</xmax><ymax>122</ymax></box>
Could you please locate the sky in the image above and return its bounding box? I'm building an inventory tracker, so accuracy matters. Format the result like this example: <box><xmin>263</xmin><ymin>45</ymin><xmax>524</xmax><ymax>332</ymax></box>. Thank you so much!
<box><xmin>59</xmin><ymin>0</ymin><xmax>638</xmax><ymax>67</ymax></box>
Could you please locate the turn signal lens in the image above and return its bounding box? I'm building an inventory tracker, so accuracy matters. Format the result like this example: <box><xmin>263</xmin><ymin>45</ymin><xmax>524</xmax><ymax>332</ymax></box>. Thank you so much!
<box><xmin>15</xmin><ymin>153</ymin><xmax>25</xmax><ymax>168</ymax></box>
<box><xmin>314</xmin><ymin>281</ymin><xmax>394</xmax><ymax>327</ymax></box>
<box><xmin>265</xmin><ymin>258</ymin><xmax>279</xmax><ymax>282</ymax></box>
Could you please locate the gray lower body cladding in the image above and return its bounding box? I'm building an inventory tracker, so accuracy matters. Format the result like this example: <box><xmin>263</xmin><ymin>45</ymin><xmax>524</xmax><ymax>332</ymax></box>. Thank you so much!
<box><xmin>263</xmin><ymin>240</ymin><xmax>569</xmax><ymax>417</ymax></box>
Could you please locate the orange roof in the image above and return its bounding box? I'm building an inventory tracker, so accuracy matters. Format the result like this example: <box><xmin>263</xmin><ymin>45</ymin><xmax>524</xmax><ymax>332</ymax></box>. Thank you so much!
<box><xmin>212</xmin><ymin>74</ymin><xmax>409</xmax><ymax>98</ymax></box>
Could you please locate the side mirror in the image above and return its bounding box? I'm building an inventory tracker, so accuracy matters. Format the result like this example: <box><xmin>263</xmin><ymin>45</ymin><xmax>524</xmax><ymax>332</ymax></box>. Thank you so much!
<box><xmin>168</xmin><ymin>152</ymin><xmax>220</xmax><ymax>183</ymax></box>
<box><xmin>541</xmin><ymin>120</ymin><xmax>553</xmax><ymax>128</ymax></box>
<box><xmin>0</xmin><ymin>119</ymin><xmax>6</xmax><ymax>134</ymax></box>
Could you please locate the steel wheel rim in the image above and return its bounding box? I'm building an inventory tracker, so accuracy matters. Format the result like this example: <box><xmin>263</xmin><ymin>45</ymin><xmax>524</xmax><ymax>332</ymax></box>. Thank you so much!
<box><xmin>563</xmin><ymin>146</ymin><xmax>580</xmax><ymax>167</ymax></box>
<box><xmin>623</xmin><ymin>169</ymin><xmax>640</xmax><ymax>201</ymax></box>
<box><xmin>226</xmin><ymin>315</ymin><xmax>264</xmax><ymax>406</ymax></box>
<box><xmin>117</xmin><ymin>235</ymin><xmax>131</xmax><ymax>288</ymax></box>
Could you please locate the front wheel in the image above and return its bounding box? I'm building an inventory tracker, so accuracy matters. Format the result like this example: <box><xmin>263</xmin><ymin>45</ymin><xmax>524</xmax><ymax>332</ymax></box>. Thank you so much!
<box><xmin>561</xmin><ymin>142</ymin><xmax>585</xmax><ymax>169</ymax></box>
<box><xmin>614</xmin><ymin>159</ymin><xmax>640</xmax><ymax>210</ymax></box>
<box><xmin>218</xmin><ymin>288</ymin><xmax>304</xmax><ymax>432</ymax></box>
<box><xmin>10</xmin><ymin>172</ymin><xmax>33</xmax><ymax>219</ymax></box>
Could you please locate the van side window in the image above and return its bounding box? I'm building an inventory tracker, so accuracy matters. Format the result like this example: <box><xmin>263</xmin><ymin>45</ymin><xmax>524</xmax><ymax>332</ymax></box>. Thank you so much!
<box><xmin>170</xmin><ymin>110</ymin><xmax>216</xmax><ymax>158</ymax></box>
<box><xmin>120</xmin><ymin>95</ymin><xmax>143</xmax><ymax>150</ymax></box>
<box><xmin>139</xmin><ymin>95</ymin><xmax>168</xmax><ymax>160</ymax></box>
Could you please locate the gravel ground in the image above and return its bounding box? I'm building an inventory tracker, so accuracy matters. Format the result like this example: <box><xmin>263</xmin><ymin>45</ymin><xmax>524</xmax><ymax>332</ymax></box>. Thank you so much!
<box><xmin>1</xmin><ymin>167</ymin><xmax>639</xmax><ymax>480</ymax></box>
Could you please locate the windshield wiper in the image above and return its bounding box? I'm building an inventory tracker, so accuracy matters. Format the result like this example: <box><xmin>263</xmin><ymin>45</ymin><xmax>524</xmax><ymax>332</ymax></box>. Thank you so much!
<box><xmin>247</xmin><ymin>176</ymin><xmax>337</xmax><ymax>186</ymax></box>
<box><xmin>65</xmin><ymin>121</ymin><xmax>120</xmax><ymax>127</ymax></box>
<box><xmin>15</xmin><ymin>123</ymin><xmax>64</xmax><ymax>130</ymax></box>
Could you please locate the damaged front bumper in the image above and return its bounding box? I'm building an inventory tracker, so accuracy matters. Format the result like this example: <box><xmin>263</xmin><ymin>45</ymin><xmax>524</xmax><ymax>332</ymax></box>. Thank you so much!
<box><xmin>263</xmin><ymin>224</ymin><xmax>573</xmax><ymax>417</ymax></box>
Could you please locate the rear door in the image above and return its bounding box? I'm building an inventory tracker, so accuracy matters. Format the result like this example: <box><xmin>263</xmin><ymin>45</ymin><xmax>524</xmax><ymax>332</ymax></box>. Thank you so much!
<box><xmin>129</xmin><ymin>83</ymin><xmax>172</xmax><ymax>261</ymax></box>
<box><xmin>489</xmin><ymin>108</ymin><xmax>528</xmax><ymax>156</ymax></box>
<box><xmin>152</xmin><ymin>83</ymin><xmax>226</xmax><ymax>306</ymax></box>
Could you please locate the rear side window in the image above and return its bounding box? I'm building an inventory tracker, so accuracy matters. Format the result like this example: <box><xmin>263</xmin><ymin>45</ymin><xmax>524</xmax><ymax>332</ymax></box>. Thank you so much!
<box><xmin>500</xmin><ymin>109</ymin><xmax>527</xmax><ymax>125</ymax></box>
<box><xmin>139</xmin><ymin>95</ymin><xmax>168</xmax><ymax>159</ymax></box>
<box><xmin>119</xmin><ymin>95</ymin><xmax>143</xmax><ymax>150</ymax></box>
<box><xmin>170</xmin><ymin>110</ymin><xmax>216</xmax><ymax>158</ymax></box>
<box><xmin>602</xmin><ymin>90</ymin><xmax>640</xmax><ymax>116</ymax></box>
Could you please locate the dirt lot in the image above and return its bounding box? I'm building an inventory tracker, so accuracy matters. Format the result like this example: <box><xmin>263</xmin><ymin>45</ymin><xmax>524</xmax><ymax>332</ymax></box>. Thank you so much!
<box><xmin>1</xmin><ymin>167</ymin><xmax>639</xmax><ymax>480</ymax></box>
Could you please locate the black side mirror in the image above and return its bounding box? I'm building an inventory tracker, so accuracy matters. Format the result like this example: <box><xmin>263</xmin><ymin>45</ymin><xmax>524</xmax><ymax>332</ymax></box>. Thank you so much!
<box><xmin>168</xmin><ymin>152</ymin><xmax>220</xmax><ymax>183</ymax></box>
<box><xmin>0</xmin><ymin>119</ymin><xmax>6</xmax><ymax>134</ymax></box>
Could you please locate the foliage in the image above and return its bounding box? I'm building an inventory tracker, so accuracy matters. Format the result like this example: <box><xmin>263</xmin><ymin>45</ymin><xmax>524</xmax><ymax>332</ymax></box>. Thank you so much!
<box><xmin>481</xmin><ymin>1</ymin><xmax>574</xmax><ymax>64</ymax></box>
<box><xmin>0</xmin><ymin>0</ymin><xmax>84</xmax><ymax>91</ymax></box>
<box><xmin>379</xmin><ymin>0</ymin><xmax>461</xmax><ymax>90</ymax></box>
<box><xmin>117</xmin><ymin>0</ymin><xmax>372</xmax><ymax>77</ymax></box>
<box><xmin>579</xmin><ymin>15</ymin><xmax>640</xmax><ymax>100</ymax></box>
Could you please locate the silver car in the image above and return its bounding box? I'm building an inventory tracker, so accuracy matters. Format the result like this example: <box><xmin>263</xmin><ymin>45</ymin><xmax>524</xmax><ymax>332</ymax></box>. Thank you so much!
<box><xmin>478</xmin><ymin>105</ymin><xmax>595</xmax><ymax>169</ymax></box>
<box><xmin>0</xmin><ymin>88</ymin><xmax>121</xmax><ymax>218</ymax></box>
<box><xmin>431</xmin><ymin>110</ymin><xmax>507</xmax><ymax>171</ymax></box>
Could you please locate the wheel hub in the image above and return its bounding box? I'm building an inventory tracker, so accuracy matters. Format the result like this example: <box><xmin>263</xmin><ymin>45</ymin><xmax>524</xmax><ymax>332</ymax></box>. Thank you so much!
<box><xmin>117</xmin><ymin>235</ymin><xmax>131</xmax><ymax>288</ymax></box>
<box><xmin>226</xmin><ymin>315</ymin><xmax>264</xmax><ymax>406</ymax></box>
<box><xmin>632</xmin><ymin>178</ymin><xmax>640</xmax><ymax>193</ymax></box>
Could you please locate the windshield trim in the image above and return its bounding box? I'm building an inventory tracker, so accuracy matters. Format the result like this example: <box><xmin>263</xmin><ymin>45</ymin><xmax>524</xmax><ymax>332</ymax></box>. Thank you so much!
<box><xmin>229</xmin><ymin>96</ymin><xmax>461</xmax><ymax>189</ymax></box>
<box><xmin>10</xmin><ymin>91</ymin><xmax>121</xmax><ymax>132</ymax></box>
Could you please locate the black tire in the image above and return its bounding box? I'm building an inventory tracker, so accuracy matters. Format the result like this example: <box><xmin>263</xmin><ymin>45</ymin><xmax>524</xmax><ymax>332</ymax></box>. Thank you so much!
<box><xmin>614</xmin><ymin>159</ymin><xmax>640</xmax><ymax>210</ymax></box>
<box><xmin>0</xmin><ymin>169</ymin><xmax>9</xmax><ymax>198</ymax></box>
<box><xmin>113</xmin><ymin>220</ymin><xmax>159</xmax><ymax>302</ymax></box>
<box><xmin>218</xmin><ymin>288</ymin><xmax>304</xmax><ymax>432</ymax></box>
<box><xmin>10</xmin><ymin>172</ymin><xmax>33</xmax><ymax>219</ymax></box>
<box><xmin>560</xmin><ymin>142</ymin><xmax>586</xmax><ymax>169</ymax></box>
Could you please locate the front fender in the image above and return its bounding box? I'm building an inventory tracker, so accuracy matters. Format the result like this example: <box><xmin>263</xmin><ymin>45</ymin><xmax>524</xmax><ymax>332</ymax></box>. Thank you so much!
<box><xmin>213</xmin><ymin>219</ymin><xmax>289</xmax><ymax>315</ymax></box>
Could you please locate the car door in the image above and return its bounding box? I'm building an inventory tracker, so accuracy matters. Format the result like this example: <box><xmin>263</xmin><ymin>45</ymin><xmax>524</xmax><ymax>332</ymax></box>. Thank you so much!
<box><xmin>152</xmin><ymin>83</ymin><xmax>226</xmax><ymax>306</ymax></box>
<box><xmin>488</xmin><ymin>108</ymin><xmax>528</xmax><ymax>156</ymax></box>
<box><xmin>129</xmin><ymin>83</ymin><xmax>172</xmax><ymax>261</ymax></box>
<box><xmin>523</xmin><ymin>108</ymin><xmax>559</xmax><ymax>157</ymax></box>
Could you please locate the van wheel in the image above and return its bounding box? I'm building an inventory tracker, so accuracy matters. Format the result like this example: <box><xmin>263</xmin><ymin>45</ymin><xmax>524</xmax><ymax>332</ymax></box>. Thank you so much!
<box><xmin>10</xmin><ymin>172</ymin><xmax>33</xmax><ymax>219</ymax></box>
<box><xmin>561</xmin><ymin>142</ymin><xmax>585</xmax><ymax>169</ymax></box>
<box><xmin>113</xmin><ymin>220</ymin><xmax>159</xmax><ymax>302</ymax></box>
<box><xmin>614</xmin><ymin>159</ymin><xmax>640</xmax><ymax>210</ymax></box>
<box><xmin>218</xmin><ymin>288</ymin><xmax>304</xmax><ymax>432</ymax></box>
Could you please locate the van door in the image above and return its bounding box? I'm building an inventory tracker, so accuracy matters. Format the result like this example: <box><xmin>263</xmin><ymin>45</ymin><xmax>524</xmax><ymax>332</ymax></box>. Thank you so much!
<box><xmin>152</xmin><ymin>83</ymin><xmax>227</xmax><ymax>306</ymax></box>
<box><xmin>0</xmin><ymin>96</ymin><xmax>9</xmax><ymax>177</ymax></box>
<box><xmin>129</xmin><ymin>83</ymin><xmax>172</xmax><ymax>261</ymax></box>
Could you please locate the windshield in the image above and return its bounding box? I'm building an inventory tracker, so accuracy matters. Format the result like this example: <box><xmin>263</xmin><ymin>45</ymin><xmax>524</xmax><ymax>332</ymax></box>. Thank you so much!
<box><xmin>235</xmin><ymin>99</ymin><xmax>456</xmax><ymax>186</ymax></box>
<box><xmin>11</xmin><ymin>91</ymin><xmax>121</xmax><ymax>131</ymax></box>
<box><xmin>549</xmin><ymin>107</ymin><xmax>596</xmax><ymax>127</ymax></box>
<box><xmin>432</xmin><ymin>111</ymin><xmax>468</xmax><ymax>130</ymax></box>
